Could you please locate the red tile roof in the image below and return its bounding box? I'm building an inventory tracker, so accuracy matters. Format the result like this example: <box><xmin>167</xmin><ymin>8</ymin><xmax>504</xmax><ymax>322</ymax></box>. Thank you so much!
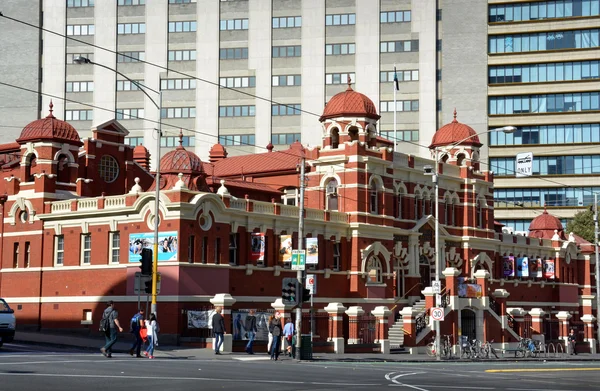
<box><xmin>17</xmin><ymin>102</ymin><xmax>82</xmax><ymax>146</ymax></box>
<box><xmin>320</xmin><ymin>82</ymin><xmax>380</xmax><ymax>121</ymax></box>
<box><xmin>429</xmin><ymin>109</ymin><xmax>481</xmax><ymax>148</ymax></box>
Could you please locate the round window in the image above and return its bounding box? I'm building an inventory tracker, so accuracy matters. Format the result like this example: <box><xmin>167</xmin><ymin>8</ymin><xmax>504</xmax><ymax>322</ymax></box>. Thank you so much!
<box><xmin>20</xmin><ymin>210</ymin><xmax>28</xmax><ymax>223</ymax></box>
<box><xmin>98</xmin><ymin>155</ymin><xmax>119</xmax><ymax>183</ymax></box>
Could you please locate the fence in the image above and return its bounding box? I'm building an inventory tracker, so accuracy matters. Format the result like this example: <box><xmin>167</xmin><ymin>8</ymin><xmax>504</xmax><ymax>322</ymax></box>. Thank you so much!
<box><xmin>301</xmin><ymin>312</ymin><xmax>330</xmax><ymax>342</ymax></box>
<box><xmin>348</xmin><ymin>315</ymin><xmax>377</xmax><ymax>344</ymax></box>
<box><xmin>180</xmin><ymin>306</ymin><xmax>214</xmax><ymax>339</ymax></box>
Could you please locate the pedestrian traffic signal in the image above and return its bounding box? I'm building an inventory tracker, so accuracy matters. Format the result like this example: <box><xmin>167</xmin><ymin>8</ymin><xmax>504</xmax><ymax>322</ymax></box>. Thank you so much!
<box><xmin>282</xmin><ymin>277</ymin><xmax>300</xmax><ymax>306</ymax></box>
<box><xmin>302</xmin><ymin>287</ymin><xmax>311</xmax><ymax>303</ymax></box>
<box><xmin>140</xmin><ymin>248</ymin><xmax>153</xmax><ymax>276</ymax></box>
<box><xmin>144</xmin><ymin>280</ymin><xmax>152</xmax><ymax>294</ymax></box>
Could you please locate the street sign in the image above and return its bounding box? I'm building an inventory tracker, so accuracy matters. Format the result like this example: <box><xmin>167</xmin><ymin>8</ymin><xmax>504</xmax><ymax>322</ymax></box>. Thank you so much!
<box><xmin>306</xmin><ymin>274</ymin><xmax>317</xmax><ymax>295</ymax></box>
<box><xmin>134</xmin><ymin>272</ymin><xmax>161</xmax><ymax>295</ymax></box>
<box><xmin>431</xmin><ymin>307</ymin><xmax>444</xmax><ymax>321</ymax></box>
<box><xmin>432</xmin><ymin>280</ymin><xmax>441</xmax><ymax>294</ymax></box>
<box><xmin>291</xmin><ymin>250</ymin><xmax>306</xmax><ymax>271</ymax></box>
<box><xmin>516</xmin><ymin>152</ymin><xmax>533</xmax><ymax>178</ymax></box>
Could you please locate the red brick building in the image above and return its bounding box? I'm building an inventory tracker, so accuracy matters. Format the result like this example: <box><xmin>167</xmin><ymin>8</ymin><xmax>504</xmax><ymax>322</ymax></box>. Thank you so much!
<box><xmin>0</xmin><ymin>86</ymin><xmax>597</xmax><ymax>354</ymax></box>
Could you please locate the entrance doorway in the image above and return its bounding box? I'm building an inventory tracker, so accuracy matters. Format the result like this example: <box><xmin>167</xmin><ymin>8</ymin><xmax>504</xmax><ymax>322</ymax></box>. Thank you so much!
<box><xmin>461</xmin><ymin>309</ymin><xmax>476</xmax><ymax>341</ymax></box>
<box><xmin>419</xmin><ymin>255</ymin><xmax>432</xmax><ymax>291</ymax></box>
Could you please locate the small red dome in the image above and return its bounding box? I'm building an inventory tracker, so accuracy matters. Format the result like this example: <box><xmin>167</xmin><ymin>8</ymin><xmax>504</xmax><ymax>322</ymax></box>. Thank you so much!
<box><xmin>529</xmin><ymin>208</ymin><xmax>563</xmax><ymax>232</ymax></box>
<box><xmin>133</xmin><ymin>145</ymin><xmax>149</xmax><ymax>159</ymax></box>
<box><xmin>160</xmin><ymin>132</ymin><xmax>203</xmax><ymax>174</ymax></box>
<box><xmin>320</xmin><ymin>79</ymin><xmax>380</xmax><ymax>121</ymax></box>
<box><xmin>429</xmin><ymin>109</ymin><xmax>482</xmax><ymax>149</ymax></box>
<box><xmin>17</xmin><ymin>102</ymin><xmax>82</xmax><ymax>146</ymax></box>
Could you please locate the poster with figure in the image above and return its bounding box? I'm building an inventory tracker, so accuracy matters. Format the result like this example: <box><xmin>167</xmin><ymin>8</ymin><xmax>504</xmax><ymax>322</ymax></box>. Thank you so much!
<box><xmin>530</xmin><ymin>258</ymin><xmax>542</xmax><ymax>278</ymax></box>
<box><xmin>536</xmin><ymin>258</ymin><xmax>543</xmax><ymax>278</ymax></box>
<box><xmin>503</xmin><ymin>256</ymin><xmax>515</xmax><ymax>277</ymax></box>
<box><xmin>250</xmin><ymin>233</ymin><xmax>265</xmax><ymax>262</ymax></box>
<box><xmin>516</xmin><ymin>257</ymin><xmax>529</xmax><ymax>278</ymax></box>
<box><xmin>187</xmin><ymin>309</ymin><xmax>216</xmax><ymax>329</ymax></box>
<box><xmin>306</xmin><ymin>237</ymin><xmax>319</xmax><ymax>264</ymax></box>
<box><xmin>231</xmin><ymin>310</ymin><xmax>272</xmax><ymax>341</ymax></box>
<box><xmin>279</xmin><ymin>235</ymin><xmax>292</xmax><ymax>263</ymax></box>
<box><xmin>543</xmin><ymin>259</ymin><xmax>555</xmax><ymax>279</ymax></box>
<box><xmin>129</xmin><ymin>231</ymin><xmax>178</xmax><ymax>262</ymax></box>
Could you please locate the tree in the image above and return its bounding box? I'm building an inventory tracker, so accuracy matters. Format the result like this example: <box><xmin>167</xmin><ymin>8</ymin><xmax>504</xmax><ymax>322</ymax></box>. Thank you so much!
<box><xmin>565</xmin><ymin>209</ymin><xmax>595</xmax><ymax>243</ymax></box>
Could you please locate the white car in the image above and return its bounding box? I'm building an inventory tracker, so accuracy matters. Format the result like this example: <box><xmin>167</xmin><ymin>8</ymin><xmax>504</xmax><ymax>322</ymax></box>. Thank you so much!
<box><xmin>0</xmin><ymin>299</ymin><xmax>16</xmax><ymax>347</ymax></box>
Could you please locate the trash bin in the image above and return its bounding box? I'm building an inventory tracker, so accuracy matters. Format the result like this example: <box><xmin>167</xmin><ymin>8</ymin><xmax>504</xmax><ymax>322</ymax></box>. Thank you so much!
<box><xmin>300</xmin><ymin>334</ymin><xmax>313</xmax><ymax>360</ymax></box>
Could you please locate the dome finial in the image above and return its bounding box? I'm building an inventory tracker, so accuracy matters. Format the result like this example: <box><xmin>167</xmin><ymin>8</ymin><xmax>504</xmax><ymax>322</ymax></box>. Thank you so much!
<box><xmin>346</xmin><ymin>74</ymin><xmax>353</xmax><ymax>91</ymax></box>
<box><xmin>177</xmin><ymin>129</ymin><xmax>184</xmax><ymax>149</ymax></box>
<box><xmin>47</xmin><ymin>100</ymin><xmax>55</xmax><ymax>118</ymax></box>
<box><xmin>452</xmin><ymin>108</ymin><xmax>457</xmax><ymax>123</ymax></box>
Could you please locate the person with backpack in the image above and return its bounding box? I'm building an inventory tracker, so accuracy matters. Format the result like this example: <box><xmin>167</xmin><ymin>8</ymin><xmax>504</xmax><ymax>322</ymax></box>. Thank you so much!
<box><xmin>129</xmin><ymin>308</ymin><xmax>145</xmax><ymax>358</ymax></box>
<box><xmin>144</xmin><ymin>313</ymin><xmax>159</xmax><ymax>359</ymax></box>
<box><xmin>244</xmin><ymin>309</ymin><xmax>257</xmax><ymax>355</ymax></box>
<box><xmin>100</xmin><ymin>301</ymin><xmax>123</xmax><ymax>358</ymax></box>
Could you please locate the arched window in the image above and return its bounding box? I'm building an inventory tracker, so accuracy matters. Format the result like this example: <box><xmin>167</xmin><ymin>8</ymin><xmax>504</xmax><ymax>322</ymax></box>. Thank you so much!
<box><xmin>369</xmin><ymin>181</ymin><xmax>378</xmax><ymax>214</ymax></box>
<box><xmin>57</xmin><ymin>154</ymin><xmax>70</xmax><ymax>183</ymax></box>
<box><xmin>444</xmin><ymin>195</ymin><xmax>450</xmax><ymax>224</ymax></box>
<box><xmin>450</xmin><ymin>199</ymin><xmax>456</xmax><ymax>226</ymax></box>
<box><xmin>477</xmin><ymin>198</ymin><xmax>483</xmax><ymax>228</ymax></box>
<box><xmin>325</xmin><ymin>178</ymin><xmax>339</xmax><ymax>211</ymax></box>
<box><xmin>421</xmin><ymin>194</ymin><xmax>426</xmax><ymax>217</ymax></box>
<box><xmin>331</xmin><ymin>127</ymin><xmax>340</xmax><ymax>148</ymax></box>
<box><xmin>456</xmin><ymin>153</ymin><xmax>466</xmax><ymax>166</ymax></box>
<box><xmin>25</xmin><ymin>154</ymin><xmax>37</xmax><ymax>182</ymax></box>
<box><xmin>366</xmin><ymin>256</ymin><xmax>382</xmax><ymax>284</ymax></box>
<box><xmin>348</xmin><ymin>126</ymin><xmax>359</xmax><ymax>141</ymax></box>
<box><xmin>414</xmin><ymin>191</ymin><xmax>420</xmax><ymax>219</ymax></box>
<box><xmin>397</xmin><ymin>190</ymin><xmax>403</xmax><ymax>219</ymax></box>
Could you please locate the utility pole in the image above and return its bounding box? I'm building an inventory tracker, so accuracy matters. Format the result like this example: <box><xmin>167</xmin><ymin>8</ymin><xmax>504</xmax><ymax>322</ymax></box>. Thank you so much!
<box><xmin>433</xmin><ymin>150</ymin><xmax>441</xmax><ymax>361</ymax></box>
<box><xmin>594</xmin><ymin>193</ymin><xmax>600</xmax><ymax>351</ymax></box>
<box><xmin>295</xmin><ymin>157</ymin><xmax>305</xmax><ymax>360</ymax></box>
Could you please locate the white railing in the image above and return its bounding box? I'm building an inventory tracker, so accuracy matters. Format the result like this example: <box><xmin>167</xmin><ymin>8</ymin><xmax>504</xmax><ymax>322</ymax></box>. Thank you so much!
<box><xmin>305</xmin><ymin>209</ymin><xmax>324</xmax><ymax>220</ymax></box>
<box><xmin>253</xmin><ymin>202</ymin><xmax>274</xmax><ymax>215</ymax></box>
<box><xmin>77</xmin><ymin>198</ymin><xmax>98</xmax><ymax>210</ymax></box>
<box><xmin>51</xmin><ymin>200</ymin><xmax>72</xmax><ymax>213</ymax></box>
<box><xmin>329</xmin><ymin>211</ymin><xmax>347</xmax><ymax>223</ymax></box>
<box><xmin>230</xmin><ymin>198</ymin><xmax>246</xmax><ymax>210</ymax></box>
<box><xmin>280</xmin><ymin>204</ymin><xmax>298</xmax><ymax>217</ymax></box>
<box><xmin>104</xmin><ymin>196</ymin><xmax>126</xmax><ymax>209</ymax></box>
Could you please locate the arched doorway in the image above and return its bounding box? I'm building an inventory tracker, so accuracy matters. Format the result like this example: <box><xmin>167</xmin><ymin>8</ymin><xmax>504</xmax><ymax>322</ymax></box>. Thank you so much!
<box><xmin>419</xmin><ymin>255</ymin><xmax>432</xmax><ymax>291</ymax></box>
<box><xmin>461</xmin><ymin>309</ymin><xmax>476</xmax><ymax>342</ymax></box>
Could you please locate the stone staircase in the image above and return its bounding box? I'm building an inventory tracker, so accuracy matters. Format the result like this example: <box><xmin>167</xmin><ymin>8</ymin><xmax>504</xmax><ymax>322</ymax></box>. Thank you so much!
<box><xmin>389</xmin><ymin>299</ymin><xmax>426</xmax><ymax>349</ymax></box>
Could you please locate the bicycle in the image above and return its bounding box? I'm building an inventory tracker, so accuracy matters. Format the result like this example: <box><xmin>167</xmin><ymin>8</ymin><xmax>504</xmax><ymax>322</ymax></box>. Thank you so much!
<box><xmin>481</xmin><ymin>339</ymin><xmax>499</xmax><ymax>359</ymax></box>
<box><xmin>516</xmin><ymin>337</ymin><xmax>541</xmax><ymax>358</ymax></box>
<box><xmin>426</xmin><ymin>335</ymin><xmax>452</xmax><ymax>359</ymax></box>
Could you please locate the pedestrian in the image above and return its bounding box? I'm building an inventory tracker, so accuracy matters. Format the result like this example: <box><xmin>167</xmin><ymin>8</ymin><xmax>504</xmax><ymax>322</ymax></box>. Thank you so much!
<box><xmin>269</xmin><ymin>312</ymin><xmax>283</xmax><ymax>361</ymax></box>
<box><xmin>129</xmin><ymin>308</ymin><xmax>145</xmax><ymax>358</ymax></box>
<box><xmin>283</xmin><ymin>317</ymin><xmax>294</xmax><ymax>357</ymax></box>
<box><xmin>144</xmin><ymin>313</ymin><xmax>159</xmax><ymax>359</ymax></box>
<box><xmin>212</xmin><ymin>306</ymin><xmax>226</xmax><ymax>354</ymax></box>
<box><xmin>100</xmin><ymin>301</ymin><xmax>123</xmax><ymax>358</ymax></box>
<box><xmin>245</xmin><ymin>309</ymin><xmax>257</xmax><ymax>354</ymax></box>
<box><xmin>568</xmin><ymin>328</ymin><xmax>578</xmax><ymax>355</ymax></box>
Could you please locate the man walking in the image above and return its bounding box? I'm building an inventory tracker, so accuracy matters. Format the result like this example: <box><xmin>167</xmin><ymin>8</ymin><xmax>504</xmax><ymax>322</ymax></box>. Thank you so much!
<box><xmin>568</xmin><ymin>328</ymin><xmax>578</xmax><ymax>355</ymax></box>
<box><xmin>129</xmin><ymin>308</ymin><xmax>145</xmax><ymax>358</ymax></box>
<box><xmin>245</xmin><ymin>309</ymin><xmax>257</xmax><ymax>354</ymax></box>
<box><xmin>100</xmin><ymin>301</ymin><xmax>123</xmax><ymax>358</ymax></box>
<box><xmin>212</xmin><ymin>306</ymin><xmax>226</xmax><ymax>354</ymax></box>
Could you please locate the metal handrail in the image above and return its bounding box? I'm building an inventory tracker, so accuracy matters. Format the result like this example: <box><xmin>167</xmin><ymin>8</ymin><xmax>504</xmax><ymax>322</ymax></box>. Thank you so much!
<box><xmin>390</xmin><ymin>283</ymin><xmax>423</xmax><ymax>312</ymax></box>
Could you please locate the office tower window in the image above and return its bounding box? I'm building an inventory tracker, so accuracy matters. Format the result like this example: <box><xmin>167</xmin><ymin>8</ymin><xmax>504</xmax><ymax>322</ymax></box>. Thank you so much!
<box><xmin>169</xmin><ymin>50</ymin><xmax>197</xmax><ymax>61</ymax></box>
<box><xmin>66</xmin><ymin>81</ymin><xmax>94</xmax><ymax>93</ymax></box>
<box><xmin>67</xmin><ymin>53</ymin><xmax>94</xmax><ymax>64</ymax></box>
<box><xmin>117</xmin><ymin>23</ymin><xmax>146</xmax><ymax>35</ymax></box>
<box><xmin>489</xmin><ymin>92</ymin><xmax>600</xmax><ymax>115</ymax></box>
<box><xmin>125</xmin><ymin>137</ymin><xmax>144</xmax><ymax>146</ymax></box>
<box><xmin>489</xmin><ymin>60</ymin><xmax>600</xmax><ymax>84</ymax></box>
<box><xmin>220</xmin><ymin>76</ymin><xmax>256</xmax><ymax>88</ymax></box>
<box><xmin>160</xmin><ymin>107</ymin><xmax>196</xmax><ymax>118</ymax></box>
<box><xmin>272</xmin><ymin>16</ymin><xmax>302</xmax><ymax>28</ymax></box>
<box><xmin>380</xmin><ymin>100</ymin><xmax>420</xmax><ymax>112</ymax></box>
<box><xmin>272</xmin><ymin>104</ymin><xmax>301</xmax><ymax>116</ymax></box>
<box><xmin>380</xmin><ymin>10</ymin><xmax>411</xmax><ymax>23</ymax></box>
<box><xmin>116</xmin><ymin>108</ymin><xmax>144</xmax><ymax>120</ymax></box>
<box><xmin>170</xmin><ymin>0</ymin><xmax>193</xmax><ymax>3</ymax></box>
<box><xmin>220</xmin><ymin>47</ymin><xmax>249</xmax><ymax>59</ymax></box>
<box><xmin>168</xmin><ymin>21</ymin><xmax>197</xmax><ymax>32</ymax></box>
<box><xmin>437</xmin><ymin>99</ymin><xmax>442</xmax><ymax>112</ymax></box>
<box><xmin>67</xmin><ymin>0</ymin><xmax>95</xmax><ymax>7</ymax></box>
<box><xmin>437</xmin><ymin>39</ymin><xmax>442</xmax><ymax>51</ymax></box>
<box><xmin>66</xmin><ymin>110</ymin><xmax>93</xmax><ymax>121</ymax></box>
<box><xmin>489</xmin><ymin>29</ymin><xmax>600</xmax><ymax>53</ymax></box>
<box><xmin>380</xmin><ymin>130</ymin><xmax>419</xmax><ymax>142</ymax></box>
<box><xmin>117</xmin><ymin>52</ymin><xmax>145</xmax><ymax>63</ymax></box>
<box><xmin>161</xmin><ymin>136</ymin><xmax>195</xmax><ymax>147</ymax></box>
<box><xmin>326</xmin><ymin>73</ymin><xmax>355</xmax><ymax>85</ymax></box>
<box><xmin>437</xmin><ymin>70</ymin><xmax>442</xmax><ymax>81</ymax></box>
<box><xmin>219</xmin><ymin>105</ymin><xmax>256</xmax><ymax>117</ymax></box>
<box><xmin>218</xmin><ymin>134</ymin><xmax>255</xmax><ymax>146</ymax></box>
<box><xmin>491</xmin><ymin>123</ymin><xmax>600</xmax><ymax>146</ymax></box>
<box><xmin>220</xmin><ymin>19</ymin><xmax>249</xmax><ymax>31</ymax></box>
<box><xmin>489</xmin><ymin>1</ymin><xmax>600</xmax><ymax>23</ymax></box>
<box><xmin>272</xmin><ymin>46</ymin><xmax>301</xmax><ymax>57</ymax></box>
<box><xmin>380</xmin><ymin>40</ymin><xmax>419</xmax><ymax>52</ymax></box>
<box><xmin>271</xmin><ymin>133</ymin><xmax>301</xmax><ymax>145</ymax></box>
<box><xmin>118</xmin><ymin>0</ymin><xmax>145</xmax><ymax>4</ymax></box>
<box><xmin>496</xmin><ymin>187</ymin><xmax>600</xmax><ymax>209</ymax></box>
<box><xmin>325</xmin><ymin>43</ymin><xmax>356</xmax><ymax>55</ymax></box>
<box><xmin>116</xmin><ymin>80</ymin><xmax>143</xmax><ymax>91</ymax></box>
<box><xmin>492</xmin><ymin>155</ymin><xmax>600</xmax><ymax>176</ymax></box>
<box><xmin>437</xmin><ymin>9</ymin><xmax>442</xmax><ymax>21</ymax></box>
<box><xmin>272</xmin><ymin>75</ymin><xmax>301</xmax><ymax>86</ymax></box>
<box><xmin>380</xmin><ymin>70</ymin><xmax>418</xmax><ymax>82</ymax></box>
<box><xmin>160</xmin><ymin>78</ymin><xmax>197</xmax><ymax>90</ymax></box>
<box><xmin>67</xmin><ymin>25</ymin><xmax>95</xmax><ymax>36</ymax></box>
<box><xmin>325</xmin><ymin>13</ymin><xmax>356</xmax><ymax>25</ymax></box>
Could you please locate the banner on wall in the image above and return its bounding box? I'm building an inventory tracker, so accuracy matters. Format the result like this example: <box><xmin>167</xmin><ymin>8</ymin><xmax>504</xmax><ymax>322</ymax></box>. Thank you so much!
<box><xmin>306</xmin><ymin>237</ymin><xmax>319</xmax><ymax>264</ymax></box>
<box><xmin>250</xmin><ymin>233</ymin><xmax>265</xmax><ymax>261</ymax></box>
<box><xmin>187</xmin><ymin>309</ymin><xmax>215</xmax><ymax>329</ymax></box>
<box><xmin>543</xmin><ymin>259</ymin><xmax>555</xmax><ymax>279</ymax></box>
<box><xmin>279</xmin><ymin>235</ymin><xmax>292</xmax><ymax>263</ymax></box>
<box><xmin>231</xmin><ymin>310</ymin><xmax>272</xmax><ymax>341</ymax></box>
<box><xmin>530</xmin><ymin>258</ymin><xmax>543</xmax><ymax>278</ymax></box>
<box><xmin>503</xmin><ymin>256</ymin><xmax>515</xmax><ymax>277</ymax></box>
<box><xmin>458</xmin><ymin>283</ymin><xmax>482</xmax><ymax>298</ymax></box>
<box><xmin>516</xmin><ymin>257</ymin><xmax>529</xmax><ymax>278</ymax></box>
<box><xmin>129</xmin><ymin>231</ymin><xmax>178</xmax><ymax>262</ymax></box>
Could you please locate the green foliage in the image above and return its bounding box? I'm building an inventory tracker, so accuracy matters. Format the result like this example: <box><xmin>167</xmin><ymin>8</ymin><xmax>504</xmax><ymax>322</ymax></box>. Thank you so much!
<box><xmin>565</xmin><ymin>209</ymin><xmax>595</xmax><ymax>243</ymax></box>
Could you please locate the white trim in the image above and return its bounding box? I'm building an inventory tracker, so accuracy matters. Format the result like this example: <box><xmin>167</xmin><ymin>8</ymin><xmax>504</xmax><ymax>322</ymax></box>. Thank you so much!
<box><xmin>0</xmin><ymin>230</ymin><xmax>44</xmax><ymax>237</ymax></box>
<box><xmin>506</xmin><ymin>301</ymin><xmax>579</xmax><ymax>307</ymax></box>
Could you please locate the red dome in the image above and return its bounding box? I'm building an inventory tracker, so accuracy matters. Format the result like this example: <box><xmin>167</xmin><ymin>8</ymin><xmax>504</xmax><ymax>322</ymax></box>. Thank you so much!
<box><xmin>529</xmin><ymin>208</ymin><xmax>563</xmax><ymax>232</ymax></box>
<box><xmin>17</xmin><ymin>102</ymin><xmax>82</xmax><ymax>146</ymax></box>
<box><xmin>160</xmin><ymin>133</ymin><xmax>203</xmax><ymax>174</ymax></box>
<box><xmin>429</xmin><ymin>109</ymin><xmax>482</xmax><ymax>148</ymax></box>
<box><xmin>320</xmin><ymin>80</ymin><xmax>380</xmax><ymax>121</ymax></box>
<box><xmin>133</xmin><ymin>145</ymin><xmax>149</xmax><ymax>159</ymax></box>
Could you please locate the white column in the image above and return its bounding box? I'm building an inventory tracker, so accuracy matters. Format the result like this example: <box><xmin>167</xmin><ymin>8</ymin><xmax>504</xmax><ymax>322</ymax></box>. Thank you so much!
<box><xmin>354</xmin><ymin>1</ymin><xmax>380</xmax><ymax>110</ymax></box>
<box><xmin>41</xmin><ymin>2</ymin><xmax>67</xmax><ymax>119</ymax></box>
<box><xmin>92</xmin><ymin>2</ymin><xmax>117</xmax><ymax>126</ymax></box>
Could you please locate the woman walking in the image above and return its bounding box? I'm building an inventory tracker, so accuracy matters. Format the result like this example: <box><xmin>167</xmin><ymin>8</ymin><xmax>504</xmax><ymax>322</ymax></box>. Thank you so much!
<box><xmin>144</xmin><ymin>313</ymin><xmax>159</xmax><ymax>359</ymax></box>
<box><xmin>269</xmin><ymin>312</ymin><xmax>283</xmax><ymax>361</ymax></box>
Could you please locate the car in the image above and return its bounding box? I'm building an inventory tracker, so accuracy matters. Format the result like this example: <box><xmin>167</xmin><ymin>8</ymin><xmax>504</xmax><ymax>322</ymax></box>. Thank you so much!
<box><xmin>0</xmin><ymin>298</ymin><xmax>16</xmax><ymax>347</ymax></box>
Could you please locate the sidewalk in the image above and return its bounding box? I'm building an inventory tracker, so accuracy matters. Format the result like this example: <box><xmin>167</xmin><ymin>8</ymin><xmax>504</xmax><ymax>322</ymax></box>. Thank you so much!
<box><xmin>12</xmin><ymin>330</ymin><xmax>600</xmax><ymax>363</ymax></box>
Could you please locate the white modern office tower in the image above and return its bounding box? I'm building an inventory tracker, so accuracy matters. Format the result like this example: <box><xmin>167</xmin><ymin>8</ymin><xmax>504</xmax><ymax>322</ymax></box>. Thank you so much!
<box><xmin>0</xmin><ymin>0</ymin><xmax>599</xmax><ymax>231</ymax></box>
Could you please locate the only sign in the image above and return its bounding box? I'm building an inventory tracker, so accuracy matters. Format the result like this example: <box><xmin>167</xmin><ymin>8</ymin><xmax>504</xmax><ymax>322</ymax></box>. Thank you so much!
<box><xmin>431</xmin><ymin>307</ymin><xmax>444</xmax><ymax>321</ymax></box>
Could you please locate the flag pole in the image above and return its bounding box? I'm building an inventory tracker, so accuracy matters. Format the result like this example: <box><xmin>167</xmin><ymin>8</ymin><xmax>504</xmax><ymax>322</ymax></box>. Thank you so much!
<box><xmin>393</xmin><ymin>65</ymin><xmax>398</xmax><ymax>152</ymax></box>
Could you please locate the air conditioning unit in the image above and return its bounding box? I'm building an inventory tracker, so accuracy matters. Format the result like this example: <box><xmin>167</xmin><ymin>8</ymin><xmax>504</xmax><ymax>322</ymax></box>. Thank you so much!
<box><xmin>502</xmin><ymin>227</ymin><xmax>514</xmax><ymax>234</ymax></box>
<box><xmin>515</xmin><ymin>231</ymin><xmax>529</xmax><ymax>237</ymax></box>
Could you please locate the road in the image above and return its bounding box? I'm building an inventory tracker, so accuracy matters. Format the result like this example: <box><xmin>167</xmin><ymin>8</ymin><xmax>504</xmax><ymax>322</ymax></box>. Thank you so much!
<box><xmin>0</xmin><ymin>343</ymin><xmax>599</xmax><ymax>390</ymax></box>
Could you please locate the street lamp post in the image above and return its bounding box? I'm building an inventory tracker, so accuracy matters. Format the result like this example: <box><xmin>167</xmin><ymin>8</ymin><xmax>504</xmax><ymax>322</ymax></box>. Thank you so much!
<box><xmin>430</xmin><ymin>125</ymin><xmax>516</xmax><ymax>360</ymax></box>
<box><xmin>74</xmin><ymin>57</ymin><xmax>163</xmax><ymax>315</ymax></box>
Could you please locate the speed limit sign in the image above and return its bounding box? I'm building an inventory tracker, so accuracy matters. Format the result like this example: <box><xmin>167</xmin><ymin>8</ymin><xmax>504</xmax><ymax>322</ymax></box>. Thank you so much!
<box><xmin>431</xmin><ymin>307</ymin><xmax>444</xmax><ymax>321</ymax></box>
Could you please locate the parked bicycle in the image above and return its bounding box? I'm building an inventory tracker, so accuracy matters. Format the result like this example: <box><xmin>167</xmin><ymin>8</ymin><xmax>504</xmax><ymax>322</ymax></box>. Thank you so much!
<box><xmin>461</xmin><ymin>337</ymin><xmax>484</xmax><ymax>359</ymax></box>
<box><xmin>516</xmin><ymin>337</ymin><xmax>542</xmax><ymax>358</ymax></box>
<box><xmin>480</xmin><ymin>339</ymin><xmax>499</xmax><ymax>359</ymax></box>
<box><xmin>426</xmin><ymin>334</ymin><xmax>452</xmax><ymax>359</ymax></box>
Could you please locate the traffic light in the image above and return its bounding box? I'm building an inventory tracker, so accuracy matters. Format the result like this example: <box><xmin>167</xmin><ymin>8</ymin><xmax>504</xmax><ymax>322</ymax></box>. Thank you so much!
<box><xmin>282</xmin><ymin>277</ymin><xmax>300</xmax><ymax>306</ymax></box>
<box><xmin>144</xmin><ymin>280</ymin><xmax>152</xmax><ymax>294</ymax></box>
<box><xmin>140</xmin><ymin>248</ymin><xmax>153</xmax><ymax>276</ymax></box>
<box><xmin>302</xmin><ymin>286</ymin><xmax>311</xmax><ymax>303</ymax></box>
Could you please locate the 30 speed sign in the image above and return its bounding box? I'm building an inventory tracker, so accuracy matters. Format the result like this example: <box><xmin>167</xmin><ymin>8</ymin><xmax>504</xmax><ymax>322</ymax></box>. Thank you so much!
<box><xmin>431</xmin><ymin>307</ymin><xmax>444</xmax><ymax>321</ymax></box>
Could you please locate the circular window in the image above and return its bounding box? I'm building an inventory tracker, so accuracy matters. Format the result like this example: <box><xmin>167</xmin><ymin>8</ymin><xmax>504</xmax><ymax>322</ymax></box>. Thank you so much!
<box><xmin>20</xmin><ymin>210</ymin><xmax>28</xmax><ymax>223</ymax></box>
<box><xmin>98</xmin><ymin>155</ymin><xmax>119</xmax><ymax>183</ymax></box>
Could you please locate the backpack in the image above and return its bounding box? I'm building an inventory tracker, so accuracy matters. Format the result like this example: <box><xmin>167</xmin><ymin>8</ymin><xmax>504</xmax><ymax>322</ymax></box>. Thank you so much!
<box><xmin>130</xmin><ymin>313</ymin><xmax>142</xmax><ymax>331</ymax></box>
<box><xmin>99</xmin><ymin>310</ymin><xmax>113</xmax><ymax>332</ymax></box>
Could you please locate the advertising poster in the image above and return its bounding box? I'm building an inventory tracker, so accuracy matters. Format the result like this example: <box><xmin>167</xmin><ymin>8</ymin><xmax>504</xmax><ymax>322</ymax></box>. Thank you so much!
<box><xmin>516</xmin><ymin>257</ymin><xmax>529</xmax><ymax>278</ymax></box>
<box><xmin>543</xmin><ymin>259</ymin><xmax>555</xmax><ymax>279</ymax></box>
<box><xmin>530</xmin><ymin>258</ymin><xmax>542</xmax><ymax>278</ymax></box>
<box><xmin>458</xmin><ymin>283</ymin><xmax>482</xmax><ymax>298</ymax></box>
<box><xmin>129</xmin><ymin>231</ymin><xmax>178</xmax><ymax>262</ymax></box>
<box><xmin>250</xmin><ymin>233</ymin><xmax>265</xmax><ymax>261</ymax></box>
<box><xmin>187</xmin><ymin>309</ymin><xmax>215</xmax><ymax>329</ymax></box>
<box><xmin>306</xmin><ymin>237</ymin><xmax>319</xmax><ymax>264</ymax></box>
<box><xmin>279</xmin><ymin>235</ymin><xmax>292</xmax><ymax>263</ymax></box>
<box><xmin>536</xmin><ymin>258</ymin><xmax>543</xmax><ymax>278</ymax></box>
<box><xmin>231</xmin><ymin>310</ymin><xmax>272</xmax><ymax>341</ymax></box>
<box><xmin>503</xmin><ymin>256</ymin><xmax>515</xmax><ymax>277</ymax></box>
